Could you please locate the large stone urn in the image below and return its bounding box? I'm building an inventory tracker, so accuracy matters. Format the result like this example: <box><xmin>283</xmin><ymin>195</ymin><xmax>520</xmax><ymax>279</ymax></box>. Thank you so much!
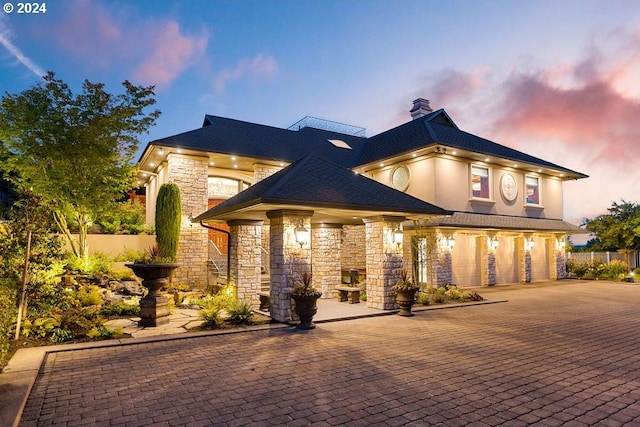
<box><xmin>395</xmin><ymin>288</ymin><xmax>418</xmax><ymax>316</ymax></box>
<box><xmin>291</xmin><ymin>293</ymin><xmax>322</xmax><ymax>330</ymax></box>
<box><xmin>125</xmin><ymin>263</ymin><xmax>179</xmax><ymax>327</ymax></box>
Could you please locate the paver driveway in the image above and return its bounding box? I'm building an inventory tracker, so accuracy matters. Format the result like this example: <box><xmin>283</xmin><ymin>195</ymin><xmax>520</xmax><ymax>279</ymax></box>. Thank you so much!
<box><xmin>18</xmin><ymin>281</ymin><xmax>640</xmax><ymax>426</ymax></box>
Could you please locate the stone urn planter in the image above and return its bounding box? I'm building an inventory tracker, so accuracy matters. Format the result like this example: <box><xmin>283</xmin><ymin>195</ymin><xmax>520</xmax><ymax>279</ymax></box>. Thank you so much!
<box><xmin>125</xmin><ymin>263</ymin><xmax>179</xmax><ymax>327</ymax></box>
<box><xmin>392</xmin><ymin>269</ymin><xmax>419</xmax><ymax>316</ymax></box>
<box><xmin>394</xmin><ymin>288</ymin><xmax>418</xmax><ymax>316</ymax></box>
<box><xmin>290</xmin><ymin>272</ymin><xmax>322</xmax><ymax>330</ymax></box>
<box><xmin>291</xmin><ymin>293</ymin><xmax>322</xmax><ymax>330</ymax></box>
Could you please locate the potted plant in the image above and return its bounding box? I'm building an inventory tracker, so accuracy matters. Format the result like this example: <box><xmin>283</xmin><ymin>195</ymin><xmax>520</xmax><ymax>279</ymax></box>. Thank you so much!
<box><xmin>290</xmin><ymin>271</ymin><xmax>322</xmax><ymax>330</ymax></box>
<box><xmin>126</xmin><ymin>182</ymin><xmax>181</xmax><ymax>326</ymax></box>
<box><xmin>392</xmin><ymin>269</ymin><xmax>419</xmax><ymax>316</ymax></box>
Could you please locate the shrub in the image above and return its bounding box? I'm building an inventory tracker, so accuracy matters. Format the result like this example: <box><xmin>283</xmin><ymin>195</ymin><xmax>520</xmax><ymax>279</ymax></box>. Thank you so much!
<box><xmin>76</xmin><ymin>285</ymin><xmax>104</xmax><ymax>307</ymax></box>
<box><xmin>416</xmin><ymin>292</ymin><xmax>430</xmax><ymax>305</ymax></box>
<box><xmin>0</xmin><ymin>281</ymin><xmax>17</xmax><ymax>365</ymax></box>
<box><xmin>155</xmin><ymin>183</ymin><xmax>181</xmax><ymax>262</ymax></box>
<box><xmin>227</xmin><ymin>300</ymin><xmax>254</xmax><ymax>325</ymax></box>
<box><xmin>66</xmin><ymin>252</ymin><xmax>112</xmax><ymax>275</ymax></box>
<box><xmin>601</xmin><ymin>260</ymin><xmax>628</xmax><ymax>279</ymax></box>
<box><xmin>100</xmin><ymin>302</ymin><xmax>140</xmax><ymax>316</ymax></box>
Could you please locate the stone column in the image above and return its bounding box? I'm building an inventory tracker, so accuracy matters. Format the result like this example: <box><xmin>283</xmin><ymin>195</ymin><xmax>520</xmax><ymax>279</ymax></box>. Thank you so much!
<box><xmin>551</xmin><ymin>235</ymin><xmax>567</xmax><ymax>279</ymax></box>
<box><xmin>481</xmin><ymin>235</ymin><xmax>497</xmax><ymax>286</ymax></box>
<box><xmin>228</xmin><ymin>220</ymin><xmax>264</xmax><ymax>305</ymax></box>
<box><xmin>517</xmin><ymin>236</ymin><xmax>532</xmax><ymax>283</ymax></box>
<box><xmin>266</xmin><ymin>210</ymin><xmax>313</xmax><ymax>322</ymax></box>
<box><xmin>435</xmin><ymin>233</ymin><xmax>454</xmax><ymax>287</ymax></box>
<box><xmin>312</xmin><ymin>224</ymin><xmax>343</xmax><ymax>298</ymax></box>
<box><xmin>167</xmin><ymin>153</ymin><xmax>209</xmax><ymax>289</ymax></box>
<box><xmin>253</xmin><ymin>163</ymin><xmax>284</xmax><ymax>183</ymax></box>
<box><xmin>364</xmin><ymin>216</ymin><xmax>405</xmax><ymax>310</ymax></box>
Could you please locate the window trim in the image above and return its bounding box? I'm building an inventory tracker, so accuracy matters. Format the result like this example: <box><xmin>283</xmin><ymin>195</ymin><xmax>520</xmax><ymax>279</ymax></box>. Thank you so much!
<box><xmin>524</xmin><ymin>174</ymin><xmax>542</xmax><ymax>207</ymax></box>
<box><xmin>469</xmin><ymin>164</ymin><xmax>494</xmax><ymax>202</ymax></box>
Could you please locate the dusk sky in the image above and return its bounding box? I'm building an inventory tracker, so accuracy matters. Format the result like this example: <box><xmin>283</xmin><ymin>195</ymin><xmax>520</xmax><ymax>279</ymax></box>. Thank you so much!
<box><xmin>1</xmin><ymin>0</ymin><xmax>639</xmax><ymax>235</ymax></box>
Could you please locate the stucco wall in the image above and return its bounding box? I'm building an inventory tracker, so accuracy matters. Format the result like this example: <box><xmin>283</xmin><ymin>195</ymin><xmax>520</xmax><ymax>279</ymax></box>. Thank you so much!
<box><xmin>62</xmin><ymin>234</ymin><xmax>157</xmax><ymax>258</ymax></box>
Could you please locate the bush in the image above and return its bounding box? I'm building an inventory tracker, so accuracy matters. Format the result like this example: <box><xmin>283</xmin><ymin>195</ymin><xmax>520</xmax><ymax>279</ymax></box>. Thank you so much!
<box><xmin>76</xmin><ymin>285</ymin><xmax>104</xmax><ymax>307</ymax></box>
<box><xmin>100</xmin><ymin>302</ymin><xmax>140</xmax><ymax>316</ymax></box>
<box><xmin>227</xmin><ymin>300</ymin><xmax>254</xmax><ymax>325</ymax></box>
<box><xmin>0</xmin><ymin>281</ymin><xmax>17</xmax><ymax>365</ymax></box>
<box><xmin>66</xmin><ymin>252</ymin><xmax>112</xmax><ymax>275</ymax></box>
<box><xmin>601</xmin><ymin>260</ymin><xmax>628</xmax><ymax>279</ymax></box>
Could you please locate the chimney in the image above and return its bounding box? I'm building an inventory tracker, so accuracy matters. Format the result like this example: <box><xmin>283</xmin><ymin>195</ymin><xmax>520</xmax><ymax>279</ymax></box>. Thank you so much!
<box><xmin>410</xmin><ymin>98</ymin><xmax>433</xmax><ymax>120</ymax></box>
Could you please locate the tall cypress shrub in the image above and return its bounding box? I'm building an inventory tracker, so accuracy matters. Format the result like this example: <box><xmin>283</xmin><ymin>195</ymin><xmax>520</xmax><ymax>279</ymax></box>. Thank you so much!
<box><xmin>155</xmin><ymin>183</ymin><xmax>181</xmax><ymax>262</ymax></box>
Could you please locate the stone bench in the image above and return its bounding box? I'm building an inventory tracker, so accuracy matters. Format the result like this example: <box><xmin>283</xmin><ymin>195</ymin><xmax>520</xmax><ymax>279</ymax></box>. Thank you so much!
<box><xmin>336</xmin><ymin>286</ymin><xmax>361</xmax><ymax>304</ymax></box>
<box><xmin>258</xmin><ymin>291</ymin><xmax>270</xmax><ymax>311</ymax></box>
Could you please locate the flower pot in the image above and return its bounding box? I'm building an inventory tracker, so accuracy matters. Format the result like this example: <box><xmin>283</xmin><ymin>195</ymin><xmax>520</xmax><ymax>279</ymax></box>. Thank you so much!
<box><xmin>395</xmin><ymin>288</ymin><xmax>418</xmax><ymax>316</ymax></box>
<box><xmin>291</xmin><ymin>293</ymin><xmax>322</xmax><ymax>330</ymax></box>
<box><xmin>125</xmin><ymin>263</ymin><xmax>179</xmax><ymax>327</ymax></box>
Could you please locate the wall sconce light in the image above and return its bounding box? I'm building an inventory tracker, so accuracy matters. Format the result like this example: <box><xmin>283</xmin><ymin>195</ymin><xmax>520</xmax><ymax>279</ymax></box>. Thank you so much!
<box><xmin>447</xmin><ymin>237</ymin><xmax>455</xmax><ymax>248</ymax></box>
<box><xmin>488</xmin><ymin>236</ymin><xmax>499</xmax><ymax>250</ymax></box>
<box><xmin>440</xmin><ymin>235</ymin><xmax>455</xmax><ymax>249</ymax></box>
<box><xmin>294</xmin><ymin>219</ymin><xmax>309</xmax><ymax>248</ymax></box>
<box><xmin>557</xmin><ymin>238</ymin><xmax>566</xmax><ymax>249</ymax></box>
<box><xmin>525</xmin><ymin>237</ymin><xmax>535</xmax><ymax>251</ymax></box>
<box><xmin>393</xmin><ymin>227</ymin><xmax>403</xmax><ymax>246</ymax></box>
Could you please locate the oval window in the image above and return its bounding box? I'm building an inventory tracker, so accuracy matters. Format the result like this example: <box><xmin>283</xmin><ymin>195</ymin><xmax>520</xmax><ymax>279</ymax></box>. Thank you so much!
<box><xmin>391</xmin><ymin>165</ymin><xmax>410</xmax><ymax>192</ymax></box>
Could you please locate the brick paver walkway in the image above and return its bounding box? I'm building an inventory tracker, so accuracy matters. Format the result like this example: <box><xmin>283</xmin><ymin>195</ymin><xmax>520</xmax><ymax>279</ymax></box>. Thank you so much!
<box><xmin>18</xmin><ymin>281</ymin><xmax>640</xmax><ymax>426</ymax></box>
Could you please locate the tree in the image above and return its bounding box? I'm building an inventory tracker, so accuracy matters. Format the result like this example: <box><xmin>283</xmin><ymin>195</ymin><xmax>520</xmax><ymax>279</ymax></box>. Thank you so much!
<box><xmin>155</xmin><ymin>183</ymin><xmax>181</xmax><ymax>262</ymax></box>
<box><xmin>0</xmin><ymin>72</ymin><xmax>160</xmax><ymax>260</ymax></box>
<box><xmin>582</xmin><ymin>200</ymin><xmax>640</xmax><ymax>264</ymax></box>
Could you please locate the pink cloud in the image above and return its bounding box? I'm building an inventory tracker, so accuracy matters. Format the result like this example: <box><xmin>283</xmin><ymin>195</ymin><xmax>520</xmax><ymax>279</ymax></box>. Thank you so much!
<box><xmin>214</xmin><ymin>54</ymin><xmax>278</xmax><ymax>93</ymax></box>
<box><xmin>132</xmin><ymin>21</ymin><xmax>207</xmax><ymax>89</ymax></box>
<box><xmin>52</xmin><ymin>2</ymin><xmax>207</xmax><ymax>90</ymax></box>
<box><xmin>492</xmin><ymin>70</ymin><xmax>640</xmax><ymax>166</ymax></box>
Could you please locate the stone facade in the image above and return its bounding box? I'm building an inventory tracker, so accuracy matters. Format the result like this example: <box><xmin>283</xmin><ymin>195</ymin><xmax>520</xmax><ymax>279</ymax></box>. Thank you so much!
<box><xmin>311</xmin><ymin>224</ymin><xmax>342</xmax><ymax>298</ymax></box>
<box><xmin>266</xmin><ymin>210</ymin><xmax>313</xmax><ymax>322</ymax></box>
<box><xmin>167</xmin><ymin>153</ymin><xmax>209</xmax><ymax>288</ymax></box>
<box><xmin>341</xmin><ymin>225</ymin><xmax>366</xmax><ymax>271</ymax></box>
<box><xmin>228</xmin><ymin>220</ymin><xmax>264</xmax><ymax>305</ymax></box>
<box><xmin>253</xmin><ymin>163</ymin><xmax>284</xmax><ymax>182</ymax></box>
<box><xmin>364</xmin><ymin>217</ymin><xmax>405</xmax><ymax>310</ymax></box>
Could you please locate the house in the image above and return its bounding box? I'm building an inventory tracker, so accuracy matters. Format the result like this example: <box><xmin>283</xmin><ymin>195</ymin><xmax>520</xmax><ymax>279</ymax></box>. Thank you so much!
<box><xmin>136</xmin><ymin>98</ymin><xmax>587</xmax><ymax>322</ymax></box>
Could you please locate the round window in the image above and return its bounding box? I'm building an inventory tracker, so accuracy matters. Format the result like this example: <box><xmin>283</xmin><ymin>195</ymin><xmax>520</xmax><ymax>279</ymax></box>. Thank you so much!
<box><xmin>391</xmin><ymin>165</ymin><xmax>410</xmax><ymax>192</ymax></box>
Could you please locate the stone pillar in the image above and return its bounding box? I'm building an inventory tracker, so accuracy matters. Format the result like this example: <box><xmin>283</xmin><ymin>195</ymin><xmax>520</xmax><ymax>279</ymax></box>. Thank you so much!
<box><xmin>266</xmin><ymin>210</ymin><xmax>313</xmax><ymax>322</ymax></box>
<box><xmin>167</xmin><ymin>153</ymin><xmax>208</xmax><ymax>288</ymax></box>
<box><xmin>481</xmin><ymin>235</ymin><xmax>497</xmax><ymax>286</ymax></box>
<box><xmin>517</xmin><ymin>236</ymin><xmax>532</xmax><ymax>283</ymax></box>
<box><xmin>435</xmin><ymin>233</ymin><xmax>454</xmax><ymax>287</ymax></box>
<box><xmin>228</xmin><ymin>220</ymin><xmax>264</xmax><ymax>305</ymax></box>
<box><xmin>551</xmin><ymin>235</ymin><xmax>567</xmax><ymax>279</ymax></box>
<box><xmin>312</xmin><ymin>224</ymin><xmax>343</xmax><ymax>299</ymax></box>
<box><xmin>364</xmin><ymin>216</ymin><xmax>405</xmax><ymax>310</ymax></box>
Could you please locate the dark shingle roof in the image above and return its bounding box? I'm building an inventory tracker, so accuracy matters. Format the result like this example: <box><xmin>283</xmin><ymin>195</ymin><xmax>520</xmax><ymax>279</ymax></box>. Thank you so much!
<box><xmin>427</xmin><ymin>212</ymin><xmax>586</xmax><ymax>233</ymax></box>
<box><xmin>193</xmin><ymin>154</ymin><xmax>450</xmax><ymax>222</ymax></box>
<box><xmin>356</xmin><ymin>109</ymin><xmax>587</xmax><ymax>178</ymax></box>
<box><xmin>150</xmin><ymin>115</ymin><xmax>367</xmax><ymax>168</ymax></box>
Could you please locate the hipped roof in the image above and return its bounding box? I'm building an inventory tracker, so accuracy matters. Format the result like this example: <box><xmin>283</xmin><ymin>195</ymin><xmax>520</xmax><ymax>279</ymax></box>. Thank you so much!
<box><xmin>193</xmin><ymin>154</ymin><xmax>451</xmax><ymax>224</ymax></box>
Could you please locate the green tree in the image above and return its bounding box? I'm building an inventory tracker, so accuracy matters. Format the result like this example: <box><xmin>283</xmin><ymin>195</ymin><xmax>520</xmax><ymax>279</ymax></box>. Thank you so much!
<box><xmin>155</xmin><ymin>183</ymin><xmax>181</xmax><ymax>262</ymax></box>
<box><xmin>582</xmin><ymin>200</ymin><xmax>640</xmax><ymax>263</ymax></box>
<box><xmin>0</xmin><ymin>72</ymin><xmax>160</xmax><ymax>260</ymax></box>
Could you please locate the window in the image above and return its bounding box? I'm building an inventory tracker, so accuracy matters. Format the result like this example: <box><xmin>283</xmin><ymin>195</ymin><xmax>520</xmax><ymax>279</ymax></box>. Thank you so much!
<box><xmin>471</xmin><ymin>165</ymin><xmax>490</xmax><ymax>199</ymax></box>
<box><xmin>526</xmin><ymin>176</ymin><xmax>540</xmax><ymax>205</ymax></box>
<box><xmin>208</xmin><ymin>177</ymin><xmax>250</xmax><ymax>198</ymax></box>
<box><xmin>391</xmin><ymin>165</ymin><xmax>410</xmax><ymax>192</ymax></box>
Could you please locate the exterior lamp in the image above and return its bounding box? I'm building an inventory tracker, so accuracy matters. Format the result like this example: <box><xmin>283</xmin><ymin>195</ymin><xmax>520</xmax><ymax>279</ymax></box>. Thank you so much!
<box><xmin>294</xmin><ymin>221</ymin><xmax>309</xmax><ymax>248</ymax></box>
<box><xmin>393</xmin><ymin>228</ymin><xmax>403</xmax><ymax>246</ymax></box>
<box><xmin>448</xmin><ymin>237</ymin><xmax>455</xmax><ymax>248</ymax></box>
<box><xmin>488</xmin><ymin>236</ymin><xmax>499</xmax><ymax>250</ymax></box>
